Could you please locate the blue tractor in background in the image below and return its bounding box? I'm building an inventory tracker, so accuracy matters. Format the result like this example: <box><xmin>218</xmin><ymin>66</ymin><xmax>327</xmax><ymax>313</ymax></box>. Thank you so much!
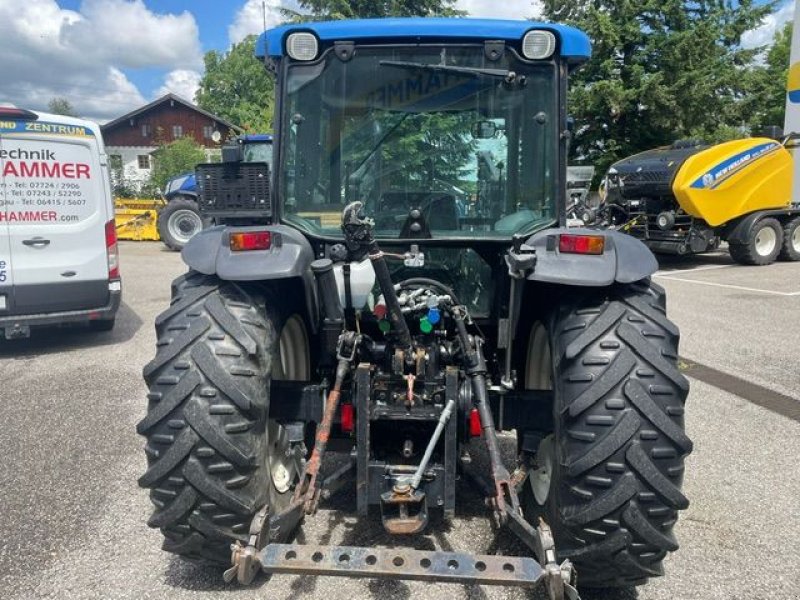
<box><xmin>138</xmin><ymin>18</ymin><xmax>692</xmax><ymax>598</ymax></box>
<box><xmin>158</xmin><ymin>134</ymin><xmax>274</xmax><ymax>250</ymax></box>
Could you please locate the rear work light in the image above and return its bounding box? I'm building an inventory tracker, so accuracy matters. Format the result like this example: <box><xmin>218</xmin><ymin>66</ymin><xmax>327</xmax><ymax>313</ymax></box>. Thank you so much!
<box><xmin>230</xmin><ymin>230</ymin><xmax>272</xmax><ymax>252</ymax></box>
<box><xmin>0</xmin><ymin>106</ymin><xmax>38</xmax><ymax>120</ymax></box>
<box><xmin>105</xmin><ymin>219</ymin><xmax>120</xmax><ymax>279</ymax></box>
<box><xmin>286</xmin><ymin>32</ymin><xmax>319</xmax><ymax>61</ymax></box>
<box><xmin>522</xmin><ymin>30</ymin><xmax>557</xmax><ymax>60</ymax></box>
<box><xmin>559</xmin><ymin>233</ymin><xmax>605</xmax><ymax>255</ymax></box>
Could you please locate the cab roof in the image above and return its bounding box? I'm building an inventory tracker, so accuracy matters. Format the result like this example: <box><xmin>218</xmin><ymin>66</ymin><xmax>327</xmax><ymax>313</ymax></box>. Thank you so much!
<box><xmin>255</xmin><ymin>18</ymin><xmax>591</xmax><ymax>64</ymax></box>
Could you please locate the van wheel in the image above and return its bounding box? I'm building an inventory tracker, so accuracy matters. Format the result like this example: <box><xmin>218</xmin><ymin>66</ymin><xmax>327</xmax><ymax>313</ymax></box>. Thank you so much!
<box><xmin>158</xmin><ymin>196</ymin><xmax>202</xmax><ymax>251</ymax></box>
<box><xmin>729</xmin><ymin>218</ymin><xmax>783</xmax><ymax>265</ymax></box>
<box><xmin>778</xmin><ymin>217</ymin><xmax>800</xmax><ymax>261</ymax></box>
<box><xmin>521</xmin><ymin>280</ymin><xmax>692</xmax><ymax>588</ymax></box>
<box><xmin>138</xmin><ymin>272</ymin><xmax>310</xmax><ymax>564</ymax></box>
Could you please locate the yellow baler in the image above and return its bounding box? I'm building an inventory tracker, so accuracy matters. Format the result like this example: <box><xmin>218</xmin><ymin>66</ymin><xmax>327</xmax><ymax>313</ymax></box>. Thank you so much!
<box><xmin>602</xmin><ymin>137</ymin><xmax>800</xmax><ymax>265</ymax></box>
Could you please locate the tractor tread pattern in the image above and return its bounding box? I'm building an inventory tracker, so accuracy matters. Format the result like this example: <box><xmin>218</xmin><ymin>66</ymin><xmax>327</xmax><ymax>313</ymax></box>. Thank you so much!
<box><xmin>138</xmin><ymin>272</ymin><xmax>274</xmax><ymax>565</ymax></box>
<box><xmin>546</xmin><ymin>281</ymin><xmax>692</xmax><ymax>587</ymax></box>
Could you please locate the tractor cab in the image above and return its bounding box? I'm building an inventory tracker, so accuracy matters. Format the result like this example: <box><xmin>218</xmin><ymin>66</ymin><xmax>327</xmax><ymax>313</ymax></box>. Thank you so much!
<box><xmin>257</xmin><ymin>19</ymin><xmax>590</xmax><ymax>241</ymax></box>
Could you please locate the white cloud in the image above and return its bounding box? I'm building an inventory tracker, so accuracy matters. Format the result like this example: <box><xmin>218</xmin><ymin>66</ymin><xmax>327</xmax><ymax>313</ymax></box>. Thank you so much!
<box><xmin>155</xmin><ymin>69</ymin><xmax>202</xmax><ymax>102</ymax></box>
<box><xmin>456</xmin><ymin>0</ymin><xmax>542</xmax><ymax>20</ymax></box>
<box><xmin>742</xmin><ymin>0</ymin><xmax>794</xmax><ymax>49</ymax></box>
<box><xmin>0</xmin><ymin>0</ymin><xmax>203</xmax><ymax>122</ymax></box>
<box><xmin>230</xmin><ymin>0</ymin><xmax>303</xmax><ymax>44</ymax></box>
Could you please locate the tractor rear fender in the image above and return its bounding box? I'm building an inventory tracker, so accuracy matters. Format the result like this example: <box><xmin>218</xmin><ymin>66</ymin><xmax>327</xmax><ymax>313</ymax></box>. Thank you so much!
<box><xmin>524</xmin><ymin>227</ymin><xmax>658</xmax><ymax>286</ymax></box>
<box><xmin>164</xmin><ymin>190</ymin><xmax>198</xmax><ymax>202</ymax></box>
<box><xmin>182</xmin><ymin>225</ymin><xmax>318</xmax><ymax>330</ymax></box>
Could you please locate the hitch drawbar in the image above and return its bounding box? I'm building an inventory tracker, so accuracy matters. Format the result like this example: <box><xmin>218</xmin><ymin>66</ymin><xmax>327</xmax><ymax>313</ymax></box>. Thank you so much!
<box><xmin>228</xmin><ymin>517</ymin><xmax>579</xmax><ymax>600</ymax></box>
<box><xmin>250</xmin><ymin>541</ymin><xmax>579</xmax><ymax>599</ymax></box>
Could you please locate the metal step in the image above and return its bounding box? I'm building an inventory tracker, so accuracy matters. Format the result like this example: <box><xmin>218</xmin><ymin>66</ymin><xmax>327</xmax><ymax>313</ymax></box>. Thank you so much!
<box><xmin>258</xmin><ymin>543</ymin><xmax>545</xmax><ymax>587</ymax></box>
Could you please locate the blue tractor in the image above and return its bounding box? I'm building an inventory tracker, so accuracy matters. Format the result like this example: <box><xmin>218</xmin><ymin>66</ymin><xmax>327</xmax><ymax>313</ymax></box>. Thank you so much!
<box><xmin>138</xmin><ymin>19</ymin><xmax>691</xmax><ymax>598</ymax></box>
<box><xmin>158</xmin><ymin>134</ymin><xmax>274</xmax><ymax>250</ymax></box>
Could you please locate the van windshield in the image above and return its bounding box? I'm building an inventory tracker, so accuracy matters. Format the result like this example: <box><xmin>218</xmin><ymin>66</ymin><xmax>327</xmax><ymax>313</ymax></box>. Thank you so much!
<box><xmin>280</xmin><ymin>46</ymin><xmax>557</xmax><ymax>239</ymax></box>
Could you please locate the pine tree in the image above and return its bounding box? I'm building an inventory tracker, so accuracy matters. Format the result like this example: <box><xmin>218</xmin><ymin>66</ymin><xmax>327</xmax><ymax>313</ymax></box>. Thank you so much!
<box><xmin>541</xmin><ymin>0</ymin><xmax>777</xmax><ymax>174</ymax></box>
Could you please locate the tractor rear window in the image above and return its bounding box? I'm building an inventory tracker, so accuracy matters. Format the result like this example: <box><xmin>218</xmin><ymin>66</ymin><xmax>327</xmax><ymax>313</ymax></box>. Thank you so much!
<box><xmin>280</xmin><ymin>45</ymin><xmax>557</xmax><ymax>240</ymax></box>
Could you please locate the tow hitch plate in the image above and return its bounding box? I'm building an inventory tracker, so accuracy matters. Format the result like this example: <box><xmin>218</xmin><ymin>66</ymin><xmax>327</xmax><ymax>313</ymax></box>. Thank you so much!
<box><xmin>259</xmin><ymin>543</ymin><xmax>545</xmax><ymax>587</ymax></box>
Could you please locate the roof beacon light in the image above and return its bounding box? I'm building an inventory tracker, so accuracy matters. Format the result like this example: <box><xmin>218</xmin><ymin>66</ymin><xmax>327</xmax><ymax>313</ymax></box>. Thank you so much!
<box><xmin>286</xmin><ymin>32</ymin><xmax>319</xmax><ymax>61</ymax></box>
<box><xmin>522</xmin><ymin>30</ymin><xmax>557</xmax><ymax>60</ymax></box>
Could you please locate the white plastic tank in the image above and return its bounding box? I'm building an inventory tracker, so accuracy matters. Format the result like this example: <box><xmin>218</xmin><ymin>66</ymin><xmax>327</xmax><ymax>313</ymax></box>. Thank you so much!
<box><xmin>332</xmin><ymin>258</ymin><xmax>376</xmax><ymax>309</ymax></box>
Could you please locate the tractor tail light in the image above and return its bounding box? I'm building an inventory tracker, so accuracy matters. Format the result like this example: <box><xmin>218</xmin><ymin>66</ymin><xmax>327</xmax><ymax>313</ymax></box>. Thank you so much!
<box><xmin>469</xmin><ymin>408</ymin><xmax>482</xmax><ymax>437</ymax></box>
<box><xmin>559</xmin><ymin>234</ymin><xmax>605</xmax><ymax>255</ymax></box>
<box><xmin>105</xmin><ymin>219</ymin><xmax>120</xmax><ymax>279</ymax></box>
<box><xmin>230</xmin><ymin>230</ymin><xmax>271</xmax><ymax>252</ymax></box>
<box><xmin>340</xmin><ymin>403</ymin><xmax>354</xmax><ymax>433</ymax></box>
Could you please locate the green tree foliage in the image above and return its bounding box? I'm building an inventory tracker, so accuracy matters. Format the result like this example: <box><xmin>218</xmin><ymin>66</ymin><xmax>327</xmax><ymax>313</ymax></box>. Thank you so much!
<box><xmin>541</xmin><ymin>0</ymin><xmax>777</xmax><ymax>175</ymax></box>
<box><xmin>149</xmin><ymin>137</ymin><xmax>206</xmax><ymax>190</ymax></box>
<box><xmin>196</xmin><ymin>35</ymin><xmax>275</xmax><ymax>133</ymax></box>
<box><xmin>745</xmin><ymin>22</ymin><xmax>793</xmax><ymax>133</ymax></box>
<box><xmin>285</xmin><ymin>0</ymin><xmax>462</xmax><ymax>20</ymax></box>
<box><xmin>47</xmin><ymin>97</ymin><xmax>78</xmax><ymax>117</ymax></box>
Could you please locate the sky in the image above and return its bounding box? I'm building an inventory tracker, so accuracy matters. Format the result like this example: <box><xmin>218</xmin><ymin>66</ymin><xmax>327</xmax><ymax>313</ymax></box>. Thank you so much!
<box><xmin>0</xmin><ymin>0</ymin><xmax>791</xmax><ymax>123</ymax></box>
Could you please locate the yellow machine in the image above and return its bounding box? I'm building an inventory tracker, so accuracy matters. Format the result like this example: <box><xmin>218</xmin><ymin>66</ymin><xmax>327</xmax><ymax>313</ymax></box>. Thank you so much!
<box><xmin>601</xmin><ymin>136</ymin><xmax>800</xmax><ymax>265</ymax></box>
<box><xmin>114</xmin><ymin>198</ymin><xmax>165</xmax><ymax>242</ymax></box>
<box><xmin>673</xmin><ymin>138</ymin><xmax>792</xmax><ymax>226</ymax></box>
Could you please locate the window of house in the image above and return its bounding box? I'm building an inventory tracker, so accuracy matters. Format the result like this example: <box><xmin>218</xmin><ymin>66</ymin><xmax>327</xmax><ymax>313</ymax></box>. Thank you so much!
<box><xmin>172</xmin><ymin>125</ymin><xmax>183</xmax><ymax>139</ymax></box>
<box><xmin>109</xmin><ymin>154</ymin><xmax>123</xmax><ymax>170</ymax></box>
<box><xmin>141</xmin><ymin>123</ymin><xmax>151</xmax><ymax>138</ymax></box>
<box><xmin>137</xmin><ymin>154</ymin><xmax>151</xmax><ymax>170</ymax></box>
<box><xmin>203</xmin><ymin>125</ymin><xmax>214</xmax><ymax>139</ymax></box>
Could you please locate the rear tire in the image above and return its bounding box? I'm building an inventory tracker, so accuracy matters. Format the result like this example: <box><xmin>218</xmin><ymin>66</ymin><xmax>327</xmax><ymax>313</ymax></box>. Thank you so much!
<box><xmin>157</xmin><ymin>196</ymin><xmax>202</xmax><ymax>252</ymax></box>
<box><xmin>729</xmin><ymin>217</ymin><xmax>782</xmax><ymax>265</ymax></box>
<box><xmin>778</xmin><ymin>216</ymin><xmax>800</xmax><ymax>261</ymax></box>
<box><xmin>522</xmin><ymin>280</ymin><xmax>692</xmax><ymax>588</ymax></box>
<box><xmin>137</xmin><ymin>272</ymin><xmax>309</xmax><ymax>564</ymax></box>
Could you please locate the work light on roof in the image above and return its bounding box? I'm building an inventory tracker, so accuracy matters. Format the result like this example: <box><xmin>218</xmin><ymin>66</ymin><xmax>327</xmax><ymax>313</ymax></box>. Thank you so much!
<box><xmin>286</xmin><ymin>32</ymin><xmax>319</xmax><ymax>61</ymax></box>
<box><xmin>522</xmin><ymin>30</ymin><xmax>556</xmax><ymax>60</ymax></box>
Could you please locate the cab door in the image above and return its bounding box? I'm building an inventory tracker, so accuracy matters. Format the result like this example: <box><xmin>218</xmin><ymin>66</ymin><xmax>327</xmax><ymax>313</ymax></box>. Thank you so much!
<box><xmin>0</xmin><ymin>129</ymin><xmax>13</xmax><ymax>315</ymax></box>
<box><xmin>4</xmin><ymin>123</ymin><xmax>109</xmax><ymax>314</ymax></box>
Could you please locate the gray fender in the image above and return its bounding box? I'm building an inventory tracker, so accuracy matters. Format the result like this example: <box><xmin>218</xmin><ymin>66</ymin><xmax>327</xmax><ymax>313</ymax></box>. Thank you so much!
<box><xmin>182</xmin><ymin>225</ymin><xmax>318</xmax><ymax>329</ymax></box>
<box><xmin>525</xmin><ymin>227</ymin><xmax>658</xmax><ymax>286</ymax></box>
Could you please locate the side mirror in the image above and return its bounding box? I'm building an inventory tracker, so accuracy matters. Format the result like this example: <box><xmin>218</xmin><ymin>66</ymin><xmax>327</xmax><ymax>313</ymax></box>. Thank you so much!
<box><xmin>472</xmin><ymin>120</ymin><xmax>498</xmax><ymax>139</ymax></box>
<box><xmin>761</xmin><ymin>125</ymin><xmax>784</xmax><ymax>141</ymax></box>
<box><xmin>221</xmin><ymin>142</ymin><xmax>243</xmax><ymax>163</ymax></box>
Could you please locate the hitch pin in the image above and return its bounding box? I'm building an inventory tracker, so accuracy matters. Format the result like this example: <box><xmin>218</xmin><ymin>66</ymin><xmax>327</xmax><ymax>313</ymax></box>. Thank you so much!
<box><xmin>404</xmin><ymin>374</ymin><xmax>415</xmax><ymax>407</ymax></box>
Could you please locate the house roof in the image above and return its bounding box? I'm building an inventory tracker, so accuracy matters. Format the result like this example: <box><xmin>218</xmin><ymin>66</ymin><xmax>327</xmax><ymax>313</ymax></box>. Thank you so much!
<box><xmin>100</xmin><ymin>93</ymin><xmax>241</xmax><ymax>132</ymax></box>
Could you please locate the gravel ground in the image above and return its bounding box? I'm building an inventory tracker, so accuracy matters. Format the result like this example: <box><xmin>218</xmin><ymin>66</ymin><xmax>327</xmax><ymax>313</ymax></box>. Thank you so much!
<box><xmin>0</xmin><ymin>241</ymin><xmax>798</xmax><ymax>600</ymax></box>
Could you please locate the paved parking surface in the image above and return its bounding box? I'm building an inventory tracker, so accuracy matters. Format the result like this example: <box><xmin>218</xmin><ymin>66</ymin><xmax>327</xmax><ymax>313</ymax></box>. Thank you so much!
<box><xmin>0</xmin><ymin>242</ymin><xmax>798</xmax><ymax>600</ymax></box>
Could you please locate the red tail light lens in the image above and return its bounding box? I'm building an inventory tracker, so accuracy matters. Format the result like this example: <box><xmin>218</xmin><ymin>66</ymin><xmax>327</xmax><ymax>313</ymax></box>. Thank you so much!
<box><xmin>469</xmin><ymin>408</ymin><xmax>482</xmax><ymax>437</ymax></box>
<box><xmin>230</xmin><ymin>231</ymin><xmax>271</xmax><ymax>251</ymax></box>
<box><xmin>340</xmin><ymin>402</ymin><xmax>354</xmax><ymax>433</ymax></box>
<box><xmin>105</xmin><ymin>219</ymin><xmax>120</xmax><ymax>279</ymax></box>
<box><xmin>559</xmin><ymin>234</ymin><xmax>605</xmax><ymax>255</ymax></box>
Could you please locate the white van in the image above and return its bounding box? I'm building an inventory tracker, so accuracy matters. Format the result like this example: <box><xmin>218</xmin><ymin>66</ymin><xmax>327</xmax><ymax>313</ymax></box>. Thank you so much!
<box><xmin>0</xmin><ymin>107</ymin><xmax>120</xmax><ymax>339</ymax></box>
